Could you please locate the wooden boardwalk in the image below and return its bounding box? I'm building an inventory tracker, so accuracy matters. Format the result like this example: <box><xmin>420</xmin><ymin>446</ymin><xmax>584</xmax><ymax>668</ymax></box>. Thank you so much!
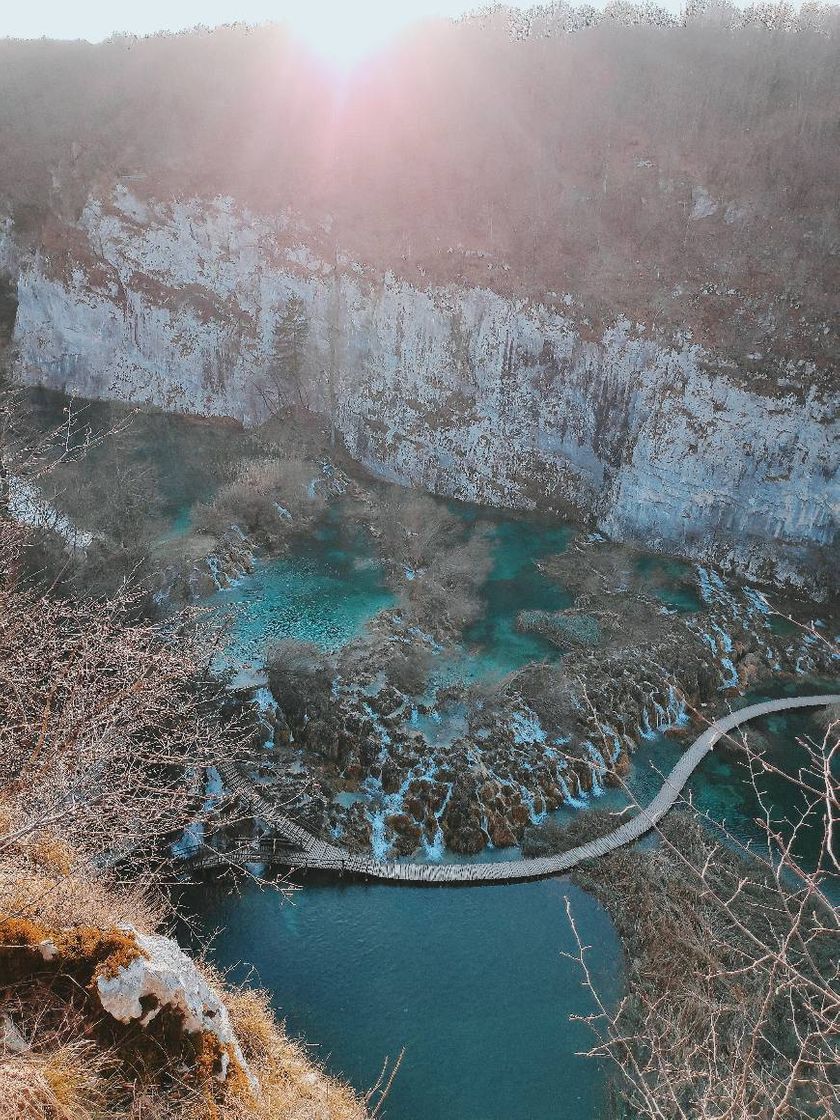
<box><xmin>199</xmin><ymin>693</ymin><xmax>839</xmax><ymax>886</ymax></box>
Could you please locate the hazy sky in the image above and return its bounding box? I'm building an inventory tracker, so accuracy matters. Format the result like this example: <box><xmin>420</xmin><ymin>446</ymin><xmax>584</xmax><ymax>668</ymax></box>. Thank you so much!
<box><xmin>1</xmin><ymin>1</ymin><xmax>691</xmax><ymax>46</ymax></box>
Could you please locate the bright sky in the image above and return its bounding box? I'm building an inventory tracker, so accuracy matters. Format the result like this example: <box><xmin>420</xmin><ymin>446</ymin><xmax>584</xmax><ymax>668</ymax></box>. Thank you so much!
<box><xmin>0</xmin><ymin>1</ymin><xmax>692</xmax><ymax>66</ymax></box>
<box><xmin>5</xmin><ymin>2</ymin><xmax>486</xmax><ymax>43</ymax></box>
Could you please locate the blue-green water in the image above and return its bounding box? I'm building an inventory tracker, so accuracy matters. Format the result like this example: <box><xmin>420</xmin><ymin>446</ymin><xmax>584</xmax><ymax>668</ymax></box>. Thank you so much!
<box><xmin>211</xmin><ymin>502</ymin><xmax>576</xmax><ymax>683</ymax></box>
<box><xmin>178</xmin><ymin>877</ymin><xmax>620</xmax><ymax>1120</ymax></box>
<box><xmin>462</xmin><ymin>514</ymin><xmax>574</xmax><ymax>678</ymax></box>
<box><xmin>166</xmin><ymin>507</ymin><xmax>193</xmax><ymax>537</ymax></box>
<box><xmin>568</xmin><ymin>679</ymin><xmax>839</xmax><ymax>881</ymax></box>
<box><xmin>633</xmin><ymin>553</ymin><xmax>702</xmax><ymax>614</ymax></box>
<box><xmin>692</xmin><ymin>681</ymin><xmax>839</xmax><ymax>878</ymax></box>
<box><xmin>212</xmin><ymin>514</ymin><xmax>395</xmax><ymax>669</ymax></box>
<box><xmin>180</xmin><ymin>692</ymin><xmax>836</xmax><ymax>1120</ymax></box>
<box><xmin>193</xmin><ymin>496</ymin><xmax>836</xmax><ymax>1120</ymax></box>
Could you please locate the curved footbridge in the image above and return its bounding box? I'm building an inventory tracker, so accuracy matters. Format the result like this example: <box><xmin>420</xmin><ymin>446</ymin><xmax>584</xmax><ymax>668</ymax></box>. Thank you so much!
<box><xmin>202</xmin><ymin>694</ymin><xmax>839</xmax><ymax>886</ymax></box>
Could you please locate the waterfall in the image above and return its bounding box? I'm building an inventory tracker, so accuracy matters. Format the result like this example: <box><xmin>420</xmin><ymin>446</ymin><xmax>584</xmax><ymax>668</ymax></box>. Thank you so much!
<box><xmin>556</xmin><ymin>774</ymin><xmax>587</xmax><ymax>809</ymax></box>
<box><xmin>584</xmin><ymin>742</ymin><xmax>607</xmax><ymax>797</ymax></box>
<box><xmin>422</xmin><ymin>777</ymin><xmax>453</xmax><ymax>861</ymax></box>
<box><xmin>205</xmin><ymin>554</ymin><xmax>224</xmax><ymax>590</ymax></box>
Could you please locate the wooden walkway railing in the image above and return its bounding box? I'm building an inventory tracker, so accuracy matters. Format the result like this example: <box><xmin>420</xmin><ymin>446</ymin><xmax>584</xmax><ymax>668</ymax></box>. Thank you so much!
<box><xmin>195</xmin><ymin>694</ymin><xmax>839</xmax><ymax>886</ymax></box>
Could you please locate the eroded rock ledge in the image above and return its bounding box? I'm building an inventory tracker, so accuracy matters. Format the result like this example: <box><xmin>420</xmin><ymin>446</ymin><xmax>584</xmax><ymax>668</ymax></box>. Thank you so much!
<box><xmin>4</xmin><ymin>191</ymin><xmax>837</xmax><ymax>592</ymax></box>
<box><xmin>0</xmin><ymin>917</ymin><xmax>257</xmax><ymax>1092</ymax></box>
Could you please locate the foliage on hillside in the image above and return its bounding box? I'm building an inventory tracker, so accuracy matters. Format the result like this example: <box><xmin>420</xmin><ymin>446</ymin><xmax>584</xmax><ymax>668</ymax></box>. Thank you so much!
<box><xmin>525</xmin><ymin>753</ymin><xmax>840</xmax><ymax>1118</ymax></box>
<box><xmin>0</xmin><ymin>499</ymin><xmax>367</xmax><ymax>1119</ymax></box>
<box><xmin>0</xmin><ymin>7</ymin><xmax>838</xmax><ymax>372</ymax></box>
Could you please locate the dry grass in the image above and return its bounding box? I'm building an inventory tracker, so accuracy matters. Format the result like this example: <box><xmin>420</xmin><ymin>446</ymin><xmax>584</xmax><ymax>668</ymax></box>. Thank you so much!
<box><xmin>0</xmin><ymin>816</ymin><xmax>166</xmax><ymax>936</ymax></box>
<box><xmin>0</xmin><ymin>952</ymin><xmax>367</xmax><ymax>1120</ymax></box>
<box><xmin>0</xmin><ymin>1042</ymin><xmax>108</xmax><ymax>1120</ymax></box>
<box><xmin>222</xmin><ymin>983</ymin><xmax>366</xmax><ymax>1120</ymax></box>
<box><xmin>0</xmin><ymin>835</ymin><xmax>367</xmax><ymax>1120</ymax></box>
<box><xmin>0</xmin><ymin>506</ymin><xmax>367</xmax><ymax>1120</ymax></box>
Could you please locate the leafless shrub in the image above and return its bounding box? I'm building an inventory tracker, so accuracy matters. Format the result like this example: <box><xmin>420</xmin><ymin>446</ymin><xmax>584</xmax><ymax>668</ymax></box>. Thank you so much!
<box><xmin>192</xmin><ymin>456</ymin><xmax>323</xmax><ymax>547</ymax></box>
<box><xmin>373</xmin><ymin>491</ymin><xmax>494</xmax><ymax>634</ymax></box>
<box><xmin>265</xmin><ymin>639</ymin><xmax>336</xmax><ymax>727</ymax></box>
<box><xmin>382</xmin><ymin>644</ymin><xmax>433</xmax><ymax>696</ymax></box>
<box><xmin>563</xmin><ymin>698</ymin><xmax>840</xmax><ymax>1119</ymax></box>
<box><xmin>373</xmin><ymin>489</ymin><xmax>463</xmax><ymax>572</ymax></box>
<box><xmin>0</xmin><ymin>515</ymin><xmax>252</xmax><ymax>892</ymax></box>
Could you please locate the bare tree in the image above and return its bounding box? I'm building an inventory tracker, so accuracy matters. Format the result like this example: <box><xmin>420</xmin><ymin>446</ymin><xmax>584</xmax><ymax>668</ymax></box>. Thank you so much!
<box><xmin>0</xmin><ymin>517</ymin><xmax>252</xmax><ymax>880</ymax></box>
<box><xmin>265</xmin><ymin>639</ymin><xmax>336</xmax><ymax>729</ymax></box>
<box><xmin>561</xmin><ymin>691</ymin><xmax>840</xmax><ymax>1119</ymax></box>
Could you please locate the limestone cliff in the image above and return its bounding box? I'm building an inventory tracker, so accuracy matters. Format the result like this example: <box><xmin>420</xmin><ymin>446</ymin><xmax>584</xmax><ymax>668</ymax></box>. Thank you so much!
<box><xmin>5</xmin><ymin>190</ymin><xmax>837</xmax><ymax>592</ymax></box>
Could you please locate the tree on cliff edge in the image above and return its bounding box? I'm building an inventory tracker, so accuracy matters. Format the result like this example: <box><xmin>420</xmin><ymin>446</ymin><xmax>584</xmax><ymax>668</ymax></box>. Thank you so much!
<box><xmin>0</xmin><ymin>274</ymin><xmax>18</xmax><ymax>516</ymax></box>
<box><xmin>258</xmin><ymin>294</ymin><xmax>310</xmax><ymax>417</ymax></box>
<box><xmin>561</xmin><ymin>683</ymin><xmax>840</xmax><ymax>1120</ymax></box>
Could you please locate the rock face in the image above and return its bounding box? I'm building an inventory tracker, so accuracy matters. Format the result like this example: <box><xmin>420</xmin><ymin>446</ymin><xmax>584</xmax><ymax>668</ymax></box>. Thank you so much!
<box><xmin>0</xmin><ymin>915</ymin><xmax>258</xmax><ymax>1092</ymax></box>
<box><xmin>97</xmin><ymin>926</ymin><xmax>257</xmax><ymax>1091</ymax></box>
<box><xmin>5</xmin><ymin>190</ymin><xmax>837</xmax><ymax>590</ymax></box>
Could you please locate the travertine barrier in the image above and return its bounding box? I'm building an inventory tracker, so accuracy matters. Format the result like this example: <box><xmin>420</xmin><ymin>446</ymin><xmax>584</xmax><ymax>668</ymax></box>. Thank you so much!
<box><xmin>202</xmin><ymin>694</ymin><xmax>839</xmax><ymax>885</ymax></box>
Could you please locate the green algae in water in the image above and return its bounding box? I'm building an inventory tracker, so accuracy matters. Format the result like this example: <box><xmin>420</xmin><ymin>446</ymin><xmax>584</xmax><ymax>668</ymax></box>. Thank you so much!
<box><xmin>767</xmin><ymin>614</ymin><xmax>799</xmax><ymax>637</ymax></box>
<box><xmin>634</xmin><ymin>552</ymin><xmax>702</xmax><ymax>613</ymax></box>
<box><xmin>518</xmin><ymin>608</ymin><xmax>601</xmax><ymax>648</ymax></box>
<box><xmin>463</xmin><ymin>514</ymin><xmax>575</xmax><ymax>678</ymax></box>
<box><xmin>160</xmin><ymin>506</ymin><xmax>193</xmax><ymax>541</ymax></box>
<box><xmin>539</xmin><ymin>677</ymin><xmax>839</xmax><ymax>886</ymax></box>
<box><xmin>707</xmin><ymin>681</ymin><xmax>840</xmax><ymax>880</ymax></box>
<box><xmin>553</xmin><ymin>680</ymin><xmax>840</xmax><ymax>888</ymax></box>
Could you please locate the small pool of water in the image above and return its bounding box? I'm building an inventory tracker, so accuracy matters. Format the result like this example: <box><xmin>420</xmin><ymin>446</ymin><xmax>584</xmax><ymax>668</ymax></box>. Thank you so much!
<box><xmin>633</xmin><ymin>553</ymin><xmax>702</xmax><ymax>614</ymax></box>
<box><xmin>212</xmin><ymin>514</ymin><xmax>395</xmax><ymax>667</ymax></box>
<box><xmin>462</xmin><ymin>514</ymin><xmax>574</xmax><ymax>678</ymax></box>
<box><xmin>177</xmin><ymin>876</ymin><xmax>621</xmax><ymax>1120</ymax></box>
<box><xmin>159</xmin><ymin>506</ymin><xmax>193</xmax><ymax>542</ymax></box>
<box><xmin>410</xmin><ymin>701</ymin><xmax>470</xmax><ymax>747</ymax></box>
<box><xmin>693</xmin><ymin>680</ymin><xmax>839</xmax><ymax>879</ymax></box>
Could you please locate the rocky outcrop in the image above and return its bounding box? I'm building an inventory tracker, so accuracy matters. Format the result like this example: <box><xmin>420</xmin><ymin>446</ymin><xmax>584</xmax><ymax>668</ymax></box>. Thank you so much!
<box><xmin>97</xmin><ymin>926</ymin><xmax>258</xmax><ymax>1092</ymax></box>
<box><xmin>0</xmin><ymin>917</ymin><xmax>256</xmax><ymax>1090</ymax></box>
<box><xmin>7</xmin><ymin>474</ymin><xmax>93</xmax><ymax>551</ymax></box>
<box><xmin>0</xmin><ymin>904</ymin><xmax>369</xmax><ymax>1119</ymax></box>
<box><xmin>5</xmin><ymin>191</ymin><xmax>837</xmax><ymax>591</ymax></box>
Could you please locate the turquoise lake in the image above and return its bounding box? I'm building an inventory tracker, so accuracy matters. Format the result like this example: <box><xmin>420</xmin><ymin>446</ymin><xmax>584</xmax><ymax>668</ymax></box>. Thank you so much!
<box><xmin>178</xmin><ymin>877</ymin><xmax>620</xmax><ymax>1120</ymax></box>
<box><xmin>190</xmin><ymin>498</ymin><xmax>837</xmax><ymax>1120</ymax></box>
<box><xmin>211</xmin><ymin>512</ymin><xmax>396</xmax><ymax>672</ymax></box>
<box><xmin>180</xmin><ymin>695</ymin><xmax>837</xmax><ymax>1120</ymax></box>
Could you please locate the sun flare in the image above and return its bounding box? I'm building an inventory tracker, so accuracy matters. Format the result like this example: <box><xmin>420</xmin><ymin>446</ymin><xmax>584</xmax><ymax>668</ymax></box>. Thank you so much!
<box><xmin>286</xmin><ymin>1</ymin><xmax>433</xmax><ymax>68</ymax></box>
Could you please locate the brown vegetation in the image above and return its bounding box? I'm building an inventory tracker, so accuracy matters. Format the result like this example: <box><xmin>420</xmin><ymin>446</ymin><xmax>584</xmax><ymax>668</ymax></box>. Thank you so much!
<box><xmin>0</xmin><ymin>518</ymin><xmax>242</xmax><ymax>873</ymax></box>
<box><xmin>192</xmin><ymin>456</ymin><xmax>324</xmax><ymax>549</ymax></box>
<box><xmin>0</xmin><ymin>385</ymin><xmax>368</xmax><ymax>1118</ymax></box>
<box><xmin>370</xmin><ymin>489</ymin><xmax>494</xmax><ymax>636</ymax></box>
<box><xmin>542</xmin><ymin>709</ymin><xmax>840</xmax><ymax>1119</ymax></box>
<box><xmin>1</xmin><ymin>10</ymin><xmax>837</xmax><ymax>376</ymax></box>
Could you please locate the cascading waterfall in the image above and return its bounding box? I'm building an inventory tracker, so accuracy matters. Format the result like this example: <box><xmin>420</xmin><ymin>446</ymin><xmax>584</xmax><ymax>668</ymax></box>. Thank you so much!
<box><xmin>555</xmin><ymin>773</ymin><xmax>586</xmax><ymax>809</ymax></box>
<box><xmin>692</xmin><ymin>564</ymin><xmax>829</xmax><ymax>680</ymax></box>
<box><xmin>667</xmin><ymin>682</ymin><xmax>689</xmax><ymax>726</ymax></box>
<box><xmin>205</xmin><ymin>554</ymin><xmax>225</xmax><ymax>591</ymax></box>
<box><xmin>252</xmin><ymin>687</ymin><xmax>279</xmax><ymax>749</ymax></box>
<box><xmin>639</xmin><ymin>679</ymin><xmax>689</xmax><ymax>739</ymax></box>
<box><xmin>423</xmin><ymin>778</ymin><xmax>454</xmax><ymax>860</ymax></box>
<box><xmin>584</xmin><ymin>742</ymin><xmax>608</xmax><ymax>796</ymax></box>
<box><xmin>171</xmin><ymin>765</ymin><xmax>225</xmax><ymax>859</ymax></box>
